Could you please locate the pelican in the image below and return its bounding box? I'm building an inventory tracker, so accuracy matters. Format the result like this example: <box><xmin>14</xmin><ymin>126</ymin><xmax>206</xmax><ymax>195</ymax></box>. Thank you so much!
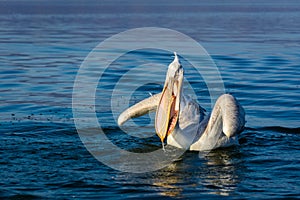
<box><xmin>118</xmin><ymin>53</ymin><xmax>245</xmax><ymax>151</ymax></box>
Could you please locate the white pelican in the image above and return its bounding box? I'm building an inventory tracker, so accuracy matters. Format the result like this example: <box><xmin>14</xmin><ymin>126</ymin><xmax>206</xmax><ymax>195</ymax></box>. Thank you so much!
<box><xmin>118</xmin><ymin>53</ymin><xmax>245</xmax><ymax>151</ymax></box>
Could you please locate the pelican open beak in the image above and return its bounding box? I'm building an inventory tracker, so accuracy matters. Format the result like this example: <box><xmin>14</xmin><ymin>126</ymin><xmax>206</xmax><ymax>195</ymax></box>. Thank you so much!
<box><xmin>155</xmin><ymin>52</ymin><xmax>184</xmax><ymax>143</ymax></box>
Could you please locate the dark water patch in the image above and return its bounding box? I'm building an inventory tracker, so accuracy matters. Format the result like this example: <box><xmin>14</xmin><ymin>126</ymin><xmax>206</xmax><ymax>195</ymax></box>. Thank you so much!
<box><xmin>213</xmin><ymin>55</ymin><xmax>256</xmax><ymax>66</ymax></box>
<box><xmin>246</xmin><ymin>126</ymin><xmax>300</xmax><ymax>134</ymax></box>
<box><xmin>262</xmin><ymin>56</ymin><xmax>291</xmax><ymax>66</ymax></box>
<box><xmin>3</xmin><ymin>194</ymin><xmax>44</xmax><ymax>200</ymax></box>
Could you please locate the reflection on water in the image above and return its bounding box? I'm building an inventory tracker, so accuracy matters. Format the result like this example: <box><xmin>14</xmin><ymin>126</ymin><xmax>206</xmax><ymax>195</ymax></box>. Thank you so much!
<box><xmin>150</xmin><ymin>149</ymin><xmax>242</xmax><ymax>198</ymax></box>
<box><xmin>115</xmin><ymin>148</ymin><xmax>243</xmax><ymax>198</ymax></box>
<box><xmin>80</xmin><ymin>126</ymin><xmax>243</xmax><ymax>197</ymax></box>
<box><xmin>203</xmin><ymin>150</ymin><xmax>240</xmax><ymax>196</ymax></box>
<box><xmin>152</xmin><ymin>163</ymin><xmax>184</xmax><ymax>197</ymax></box>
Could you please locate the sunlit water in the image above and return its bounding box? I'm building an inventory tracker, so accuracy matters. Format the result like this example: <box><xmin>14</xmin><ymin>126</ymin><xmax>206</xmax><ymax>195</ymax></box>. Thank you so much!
<box><xmin>1</xmin><ymin>1</ymin><xmax>300</xmax><ymax>199</ymax></box>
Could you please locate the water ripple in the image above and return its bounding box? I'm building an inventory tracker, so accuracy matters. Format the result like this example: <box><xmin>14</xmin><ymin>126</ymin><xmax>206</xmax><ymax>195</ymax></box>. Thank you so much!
<box><xmin>1</xmin><ymin>1</ymin><xmax>300</xmax><ymax>198</ymax></box>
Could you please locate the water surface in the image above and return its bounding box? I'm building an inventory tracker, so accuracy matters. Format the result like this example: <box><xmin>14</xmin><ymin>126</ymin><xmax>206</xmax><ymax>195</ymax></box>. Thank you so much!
<box><xmin>1</xmin><ymin>1</ymin><xmax>300</xmax><ymax>199</ymax></box>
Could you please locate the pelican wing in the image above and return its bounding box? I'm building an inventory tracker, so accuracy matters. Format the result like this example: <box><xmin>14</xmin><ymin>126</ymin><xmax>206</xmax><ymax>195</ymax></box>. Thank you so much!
<box><xmin>205</xmin><ymin>94</ymin><xmax>245</xmax><ymax>138</ymax></box>
<box><xmin>216</xmin><ymin>94</ymin><xmax>245</xmax><ymax>138</ymax></box>
<box><xmin>190</xmin><ymin>94</ymin><xmax>245</xmax><ymax>151</ymax></box>
<box><xmin>118</xmin><ymin>93</ymin><xmax>161</xmax><ymax>126</ymax></box>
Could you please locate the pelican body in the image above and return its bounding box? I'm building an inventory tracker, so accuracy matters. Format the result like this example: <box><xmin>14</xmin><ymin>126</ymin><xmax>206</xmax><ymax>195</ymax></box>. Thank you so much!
<box><xmin>118</xmin><ymin>53</ymin><xmax>245</xmax><ymax>151</ymax></box>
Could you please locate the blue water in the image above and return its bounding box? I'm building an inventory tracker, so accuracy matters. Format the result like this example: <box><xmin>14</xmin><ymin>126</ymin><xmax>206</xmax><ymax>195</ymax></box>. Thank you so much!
<box><xmin>1</xmin><ymin>1</ymin><xmax>300</xmax><ymax>199</ymax></box>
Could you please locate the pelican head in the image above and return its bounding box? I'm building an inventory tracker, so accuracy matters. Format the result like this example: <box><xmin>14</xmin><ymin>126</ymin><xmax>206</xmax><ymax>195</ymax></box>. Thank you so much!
<box><xmin>155</xmin><ymin>52</ymin><xmax>184</xmax><ymax>143</ymax></box>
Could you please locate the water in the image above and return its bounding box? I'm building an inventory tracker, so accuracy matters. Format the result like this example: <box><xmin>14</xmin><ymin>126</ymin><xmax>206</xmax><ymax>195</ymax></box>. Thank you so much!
<box><xmin>1</xmin><ymin>1</ymin><xmax>300</xmax><ymax>199</ymax></box>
